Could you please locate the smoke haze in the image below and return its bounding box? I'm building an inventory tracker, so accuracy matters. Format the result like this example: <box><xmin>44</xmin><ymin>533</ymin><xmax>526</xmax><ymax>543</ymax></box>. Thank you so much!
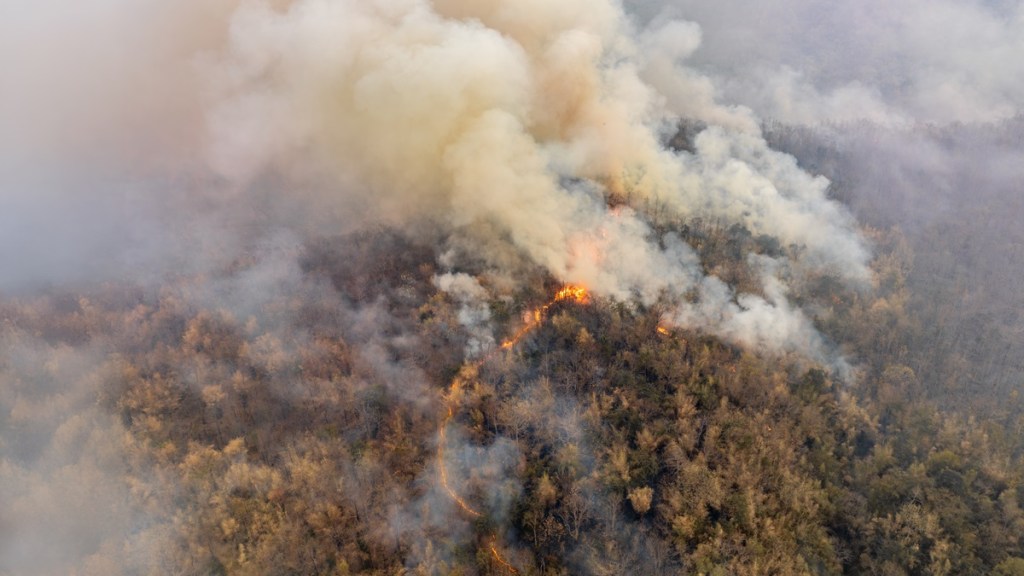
<box><xmin>2</xmin><ymin>0</ymin><xmax>871</xmax><ymax>354</ymax></box>
<box><xmin>628</xmin><ymin>0</ymin><xmax>1024</xmax><ymax>124</ymax></box>
<box><xmin>4</xmin><ymin>0</ymin><xmax>1024</xmax><ymax>573</ymax></box>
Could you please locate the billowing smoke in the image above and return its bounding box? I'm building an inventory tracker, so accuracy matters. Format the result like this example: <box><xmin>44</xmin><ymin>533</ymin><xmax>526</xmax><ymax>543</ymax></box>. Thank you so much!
<box><xmin>2</xmin><ymin>0</ymin><xmax>869</xmax><ymax>353</ymax></box>
<box><xmin>202</xmin><ymin>0</ymin><xmax>868</xmax><ymax>358</ymax></box>
<box><xmin>1</xmin><ymin>0</ymin><xmax>887</xmax><ymax>571</ymax></box>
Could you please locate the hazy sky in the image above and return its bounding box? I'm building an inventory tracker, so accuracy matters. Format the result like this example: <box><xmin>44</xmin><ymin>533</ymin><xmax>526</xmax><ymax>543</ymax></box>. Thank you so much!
<box><xmin>0</xmin><ymin>0</ymin><xmax>873</xmax><ymax>358</ymax></box>
<box><xmin>627</xmin><ymin>0</ymin><xmax>1024</xmax><ymax>124</ymax></box>
<box><xmin>3</xmin><ymin>0</ymin><xmax>1019</xmax><ymax>291</ymax></box>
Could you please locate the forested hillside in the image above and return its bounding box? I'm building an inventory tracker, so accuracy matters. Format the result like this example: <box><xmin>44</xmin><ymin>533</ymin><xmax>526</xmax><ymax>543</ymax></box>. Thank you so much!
<box><xmin>5</xmin><ymin>0</ymin><xmax>1024</xmax><ymax>574</ymax></box>
<box><xmin>767</xmin><ymin>119</ymin><xmax>1024</xmax><ymax>415</ymax></box>
<box><xmin>4</xmin><ymin>217</ymin><xmax>1024</xmax><ymax>574</ymax></box>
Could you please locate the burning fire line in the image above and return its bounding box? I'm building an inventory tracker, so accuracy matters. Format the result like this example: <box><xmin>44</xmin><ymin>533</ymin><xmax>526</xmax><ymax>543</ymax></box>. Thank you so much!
<box><xmin>436</xmin><ymin>284</ymin><xmax>589</xmax><ymax>573</ymax></box>
<box><xmin>437</xmin><ymin>377</ymin><xmax>483</xmax><ymax>518</ymax></box>
<box><xmin>500</xmin><ymin>285</ymin><xmax>589</xmax><ymax>349</ymax></box>
<box><xmin>490</xmin><ymin>538</ymin><xmax>520</xmax><ymax>575</ymax></box>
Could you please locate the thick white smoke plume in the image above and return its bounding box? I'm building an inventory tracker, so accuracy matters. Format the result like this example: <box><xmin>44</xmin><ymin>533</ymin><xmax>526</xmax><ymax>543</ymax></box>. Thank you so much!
<box><xmin>201</xmin><ymin>0</ymin><xmax>868</xmax><ymax>359</ymax></box>
<box><xmin>2</xmin><ymin>0</ymin><xmax>870</xmax><ymax>354</ymax></box>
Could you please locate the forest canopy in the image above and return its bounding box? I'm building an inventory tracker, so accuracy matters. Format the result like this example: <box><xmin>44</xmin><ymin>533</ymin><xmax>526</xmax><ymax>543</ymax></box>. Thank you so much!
<box><xmin>3</xmin><ymin>0</ymin><xmax>1024</xmax><ymax>575</ymax></box>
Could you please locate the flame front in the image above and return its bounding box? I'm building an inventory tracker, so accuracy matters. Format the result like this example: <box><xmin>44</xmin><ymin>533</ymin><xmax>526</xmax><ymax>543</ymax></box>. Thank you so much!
<box><xmin>437</xmin><ymin>376</ymin><xmax>483</xmax><ymax>518</ymax></box>
<box><xmin>490</xmin><ymin>539</ymin><xmax>520</xmax><ymax>574</ymax></box>
<box><xmin>555</xmin><ymin>285</ymin><xmax>589</xmax><ymax>303</ymax></box>
<box><xmin>436</xmin><ymin>284</ymin><xmax>590</xmax><ymax>573</ymax></box>
<box><xmin>500</xmin><ymin>284</ymin><xmax>588</xmax><ymax>349</ymax></box>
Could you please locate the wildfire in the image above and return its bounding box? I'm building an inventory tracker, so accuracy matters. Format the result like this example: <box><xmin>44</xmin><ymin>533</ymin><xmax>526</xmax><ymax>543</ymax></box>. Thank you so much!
<box><xmin>554</xmin><ymin>284</ymin><xmax>589</xmax><ymax>303</ymax></box>
<box><xmin>657</xmin><ymin>326</ymin><xmax>670</xmax><ymax>336</ymax></box>
<box><xmin>500</xmin><ymin>310</ymin><xmax>542</xmax><ymax>350</ymax></box>
<box><xmin>437</xmin><ymin>375</ymin><xmax>483</xmax><ymax>518</ymax></box>
<box><xmin>437</xmin><ymin>284</ymin><xmax>591</xmax><ymax>573</ymax></box>
<box><xmin>437</xmin><ymin>409</ymin><xmax>483</xmax><ymax>517</ymax></box>
<box><xmin>500</xmin><ymin>284</ymin><xmax>589</xmax><ymax>349</ymax></box>
<box><xmin>490</xmin><ymin>539</ymin><xmax>520</xmax><ymax>574</ymax></box>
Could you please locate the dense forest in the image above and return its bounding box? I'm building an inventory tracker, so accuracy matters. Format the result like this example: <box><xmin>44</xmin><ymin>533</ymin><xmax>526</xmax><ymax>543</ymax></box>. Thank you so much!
<box><xmin>766</xmin><ymin>119</ymin><xmax>1024</xmax><ymax>415</ymax></box>
<box><xmin>5</xmin><ymin>0</ymin><xmax>1024</xmax><ymax>574</ymax></box>
<box><xmin>5</xmin><ymin>180</ymin><xmax>1024</xmax><ymax>574</ymax></box>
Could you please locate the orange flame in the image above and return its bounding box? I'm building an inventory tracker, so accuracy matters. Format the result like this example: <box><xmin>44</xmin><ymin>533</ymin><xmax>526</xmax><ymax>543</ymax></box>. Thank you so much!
<box><xmin>438</xmin><ymin>376</ymin><xmax>483</xmax><ymax>517</ymax></box>
<box><xmin>657</xmin><ymin>326</ymin><xmax>670</xmax><ymax>336</ymax></box>
<box><xmin>500</xmin><ymin>310</ymin><xmax>542</xmax><ymax>350</ymax></box>
<box><xmin>490</xmin><ymin>539</ymin><xmax>520</xmax><ymax>574</ymax></box>
<box><xmin>500</xmin><ymin>284</ymin><xmax>589</xmax><ymax>349</ymax></box>
<box><xmin>437</xmin><ymin>284</ymin><xmax>590</xmax><ymax>573</ymax></box>
<box><xmin>554</xmin><ymin>285</ymin><xmax>589</xmax><ymax>303</ymax></box>
<box><xmin>438</xmin><ymin>410</ymin><xmax>482</xmax><ymax>517</ymax></box>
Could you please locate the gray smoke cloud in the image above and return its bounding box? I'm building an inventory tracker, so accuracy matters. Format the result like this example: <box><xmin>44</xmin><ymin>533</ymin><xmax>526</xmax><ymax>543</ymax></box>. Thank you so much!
<box><xmin>627</xmin><ymin>0</ymin><xmax>1024</xmax><ymax>124</ymax></box>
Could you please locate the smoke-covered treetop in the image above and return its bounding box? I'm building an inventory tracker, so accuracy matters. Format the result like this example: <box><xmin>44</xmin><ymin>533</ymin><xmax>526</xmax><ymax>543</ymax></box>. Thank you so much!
<box><xmin>4</xmin><ymin>0</ymin><xmax>1024</xmax><ymax>574</ymax></box>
